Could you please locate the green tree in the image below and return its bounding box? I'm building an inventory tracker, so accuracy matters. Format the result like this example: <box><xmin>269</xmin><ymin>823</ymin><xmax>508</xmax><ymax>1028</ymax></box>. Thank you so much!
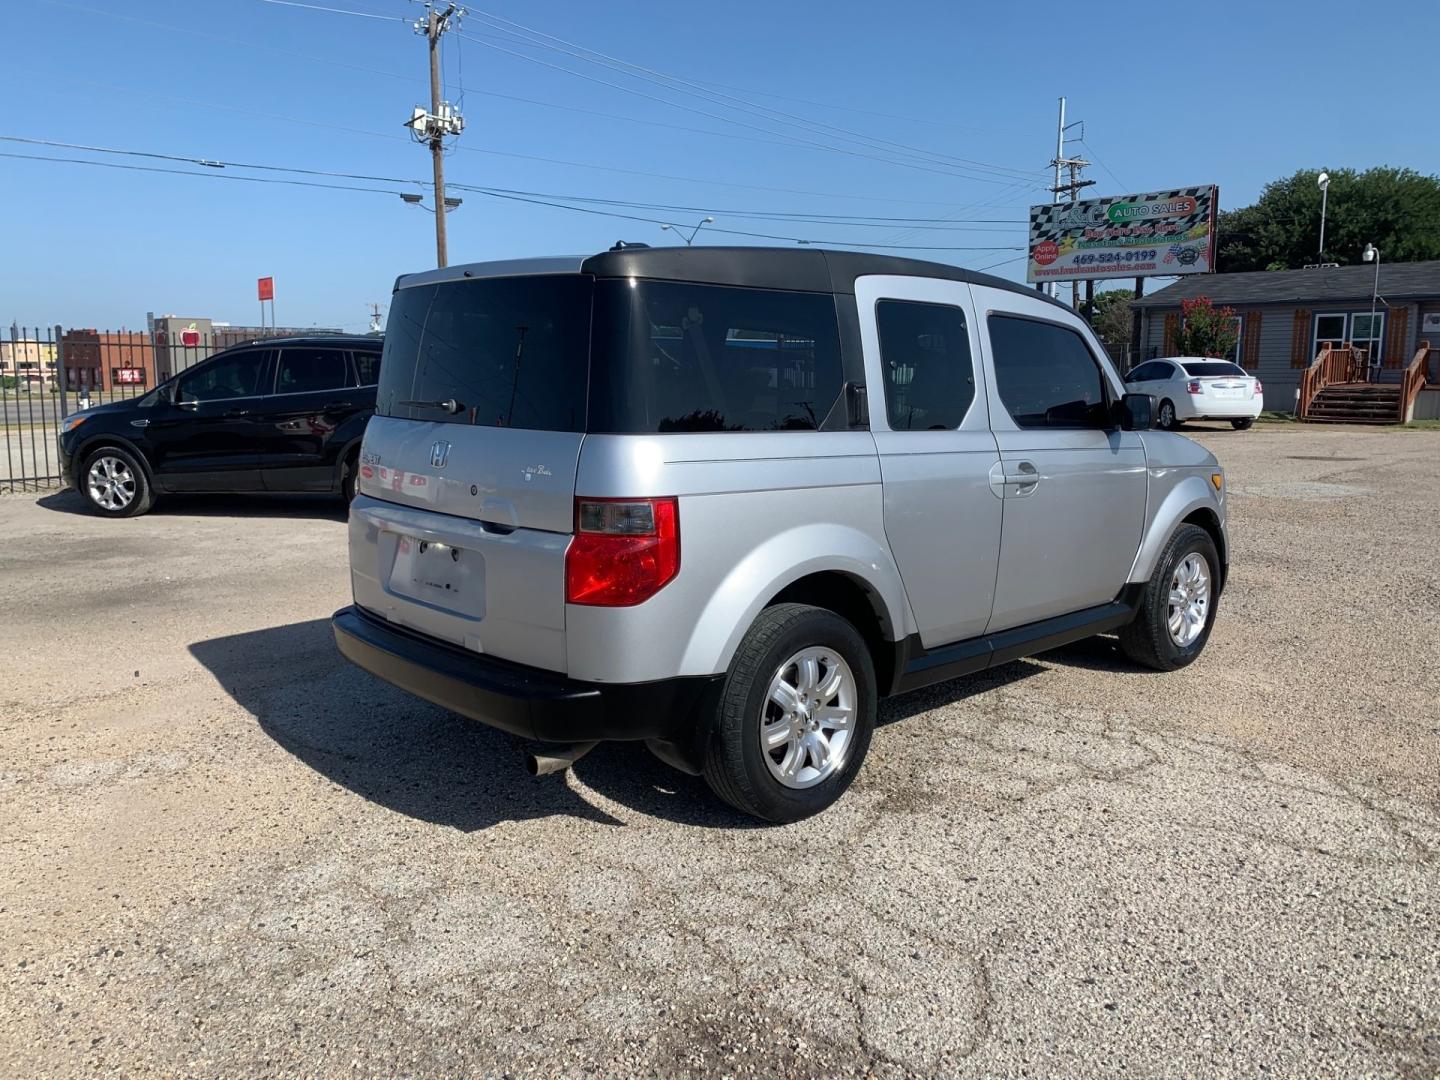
<box><xmin>1217</xmin><ymin>167</ymin><xmax>1440</xmax><ymax>272</ymax></box>
<box><xmin>1174</xmin><ymin>297</ymin><xmax>1240</xmax><ymax>359</ymax></box>
<box><xmin>1090</xmin><ymin>288</ymin><xmax>1135</xmax><ymax>344</ymax></box>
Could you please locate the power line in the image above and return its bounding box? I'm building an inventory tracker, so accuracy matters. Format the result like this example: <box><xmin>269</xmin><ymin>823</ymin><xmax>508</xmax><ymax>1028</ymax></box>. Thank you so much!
<box><xmin>256</xmin><ymin>0</ymin><xmax>404</xmax><ymax>21</ymax></box>
<box><xmin>456</xmin><ymin>29</ymin><xmax>1039</xmax><ymax>188</ymax></box>
<box><xmin>3</xmin><ymin>148</ymin><xmax>1023</xmax><ymax>254</ymax></box>
<box><xmin>462</xmin><ymin>9</ymin><xmax>1042</xmax><ymax>182</ymax></box>
<box><xmin>26</xmin><ymin>10</ymin><xmax>1029</xmax><ymax>207</ymax></box>
<box><xmin>0</xmin><ymin>150</ymin><xmax>411</xmax><ymax>197</ymax></box>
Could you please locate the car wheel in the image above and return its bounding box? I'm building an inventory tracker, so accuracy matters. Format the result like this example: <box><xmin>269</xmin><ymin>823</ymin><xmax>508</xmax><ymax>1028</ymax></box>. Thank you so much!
<box><xmin>80</xmin><ymin>446</ymin><xmax>155</xmax><ymax>518</ymax></box>
<box><xmin>702</xmin><ymin>603</ymin><xmax>876</xmax><ymax>824</ymax></box>
<box><xmin>1156</xmin><ymin>399</ymin><xmax>1178</xmax><ymax>430</ymax></box>
<box><xmin>341</xmin><ymin>450</ymin><xmax>359</xmax><ymax>504</ymax></box>
<box><xmin>1118</xmin><ymin>523</ymin><xmax>1220</xmax><ymax>671</ymax></box>
<box><xmin>1231</xmin><ymin>418</ymin><xmax>1254</xmax><ymax>430</ymax></box>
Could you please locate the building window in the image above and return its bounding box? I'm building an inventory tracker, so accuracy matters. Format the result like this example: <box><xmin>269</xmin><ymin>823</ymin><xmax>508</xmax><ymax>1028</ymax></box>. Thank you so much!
<box><xmin>1313</xmin><ymin>312</ymin><xmax>1384</xmax><ymax>365</ymax></box>
<box><xmin>1179</xmin><ymin>314</ymin><xmax>1243</xmax><ymax>363</ymax></box>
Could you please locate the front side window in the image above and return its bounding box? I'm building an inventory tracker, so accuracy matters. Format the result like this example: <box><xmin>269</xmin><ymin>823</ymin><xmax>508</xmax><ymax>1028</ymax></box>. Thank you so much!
<box><xmin>875</xmin><ymin>299</ymin><xmax>974</xmax><ymax>430</ymax></box>
<box><xmin>275</xmin><ymin>348</ymin><xmax>348</xmax><ymax>394</ymax></box>
<box><xmin>1126</xmin><ymin>362</ymin><xmax>1159</xmax><ymax>382</ymax></box>
<box><xmin>590</xmin><ymin>280</ymin><xmax>844</xmax><ymax>433</ymax></box>
<box><xmin>177</xmin><ymin>350</ymin><xmax>266</xmax><ymax>403</ymax></box>
<box><xmin>988</xmin><ymin>315</ymin><xmax>1110</xmax><ymax>429</ymax></box>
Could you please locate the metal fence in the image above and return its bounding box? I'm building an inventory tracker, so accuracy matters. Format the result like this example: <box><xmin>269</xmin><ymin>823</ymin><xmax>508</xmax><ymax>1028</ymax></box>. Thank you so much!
<box><xmin>1</xmin><ymin>323</ymin><xmax>322</xmax><ymax>493</ymax></box>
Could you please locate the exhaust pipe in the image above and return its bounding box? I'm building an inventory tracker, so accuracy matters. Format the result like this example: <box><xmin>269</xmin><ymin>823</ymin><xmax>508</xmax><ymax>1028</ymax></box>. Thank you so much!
<box><xmin>526</xmin><ymin>741</ymin><xmax>599</xmax><ymax>776</ymax></box>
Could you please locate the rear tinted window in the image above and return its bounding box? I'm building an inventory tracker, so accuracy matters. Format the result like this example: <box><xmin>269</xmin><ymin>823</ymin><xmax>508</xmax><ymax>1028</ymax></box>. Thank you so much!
<box><xmin>1182</xmin><ymin>362</ymin><xmax>1247</xmax><ymax>378</ymax></box>
<box><xmin>276</xmin><ymin>348</ymin><xmax>348</xmax><ymax>394</ymax></box>
<box><xmin>590</xmin><ymin>280</ymin><xmax>844</xmax><ymax>433</ymax></box>
<box><xmin>353</xmin><ymin>348</ymin><xmax>381</xmax><ymax>386</ymax></box>
<box><xmin>376</xmin><ymin>276</ymin><xmax>592</xmax><ymax>430</ymax></box>
<box><xmin>875</xmin><ymin>299</ymin><xmax>974</xmax><ymax>430</ymax></box>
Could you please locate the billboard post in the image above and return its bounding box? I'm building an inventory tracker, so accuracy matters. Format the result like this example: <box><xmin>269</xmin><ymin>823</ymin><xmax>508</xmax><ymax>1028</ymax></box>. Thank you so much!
<box><xmin>1028</xmin><ymin>186</ymin><xmax>1218</xmax><ymax>285</ymax></box>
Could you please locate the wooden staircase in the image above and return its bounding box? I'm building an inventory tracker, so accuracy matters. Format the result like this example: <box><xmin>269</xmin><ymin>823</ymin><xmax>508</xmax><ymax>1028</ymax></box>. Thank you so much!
<box><xmin>1304</xmin><ymin>383</ymin><xmax>1403</xmax><ymax>424</ymax></box>
<box><xmin>1298</xmin><ymin>341</ymin><xmax>1434</xmax><ymax>425</ymax></box>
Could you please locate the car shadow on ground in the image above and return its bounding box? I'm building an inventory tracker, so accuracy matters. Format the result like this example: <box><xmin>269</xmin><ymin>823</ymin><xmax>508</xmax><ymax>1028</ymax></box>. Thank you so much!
<box><xmin>189</xmin><ymin>620</ymin><xmax>1143</xmax><ymax>832</ymax></box>
<box><xmin>38</xmin><ymin>488</ymin><xmax>346</xmax><ymax>521</ymax></box>
<box><xmin>188</xmin><ymin>618</ymin><xmax>761</xmax><ymax>831</ymax></box>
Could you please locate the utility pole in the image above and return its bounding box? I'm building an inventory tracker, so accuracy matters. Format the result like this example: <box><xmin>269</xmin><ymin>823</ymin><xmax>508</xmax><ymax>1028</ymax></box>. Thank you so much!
<box><xmin>367</xmin><ymin>303</ymin><xmax>384</xmax><ymax>334</ymax></box>
<box><xmin>1050</xmin><ymin>106</ymin><xmax>1094</xmax><ymax>310</ymax></box>
<box><xmin>405</xmin><ymin>4</ymin><xmax>465</xmax><ymax>268</ymax></box>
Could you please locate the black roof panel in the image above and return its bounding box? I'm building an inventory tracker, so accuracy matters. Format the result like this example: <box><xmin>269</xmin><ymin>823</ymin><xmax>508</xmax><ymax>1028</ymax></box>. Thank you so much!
<box><xmin>579</xmin><ymin>246</ymin><xmax>1065</xmax><ymax>308</ymax></box>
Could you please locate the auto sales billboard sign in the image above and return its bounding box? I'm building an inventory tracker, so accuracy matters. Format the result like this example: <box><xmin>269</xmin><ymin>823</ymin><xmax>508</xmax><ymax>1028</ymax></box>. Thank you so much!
<box><xmin>1027</xmin><ymin>185</ymin><xmax>1218</xmax><ymax>283</ymax></box>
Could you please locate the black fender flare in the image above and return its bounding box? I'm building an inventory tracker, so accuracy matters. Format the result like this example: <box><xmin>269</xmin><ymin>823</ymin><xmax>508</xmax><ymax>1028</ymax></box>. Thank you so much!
<box><xmin>73</xmin><ymin>432</ymin><xmax>160</xmax><ymax>488</ymax></box>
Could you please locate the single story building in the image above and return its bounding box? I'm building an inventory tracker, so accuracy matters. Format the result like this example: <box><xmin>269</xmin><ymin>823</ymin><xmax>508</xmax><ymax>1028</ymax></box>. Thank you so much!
<box><xmin>1131</xmin><ymin>260</ymin><xmax>1440</xmax><ymax>412</ymax></box>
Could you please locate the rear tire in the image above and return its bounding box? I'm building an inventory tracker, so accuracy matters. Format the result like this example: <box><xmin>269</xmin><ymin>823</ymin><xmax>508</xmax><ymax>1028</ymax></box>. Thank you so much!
<box><xmin>340</xmin><ymin>450</ymin><xmax>359</xmax><ymax>504</ymax></box>
<box><xmin>1156</xmin><ymin>399</ymin><xmax>1178</xmax><ymax>430</ymax></box>
<box><xmin>703</xmin><ymin>603</ymin><xmax>876</xmax><ymax>824</ymax></box>
<box><xmin>79</xmin><ymin>446</ymin><xmax>155</xmax><ymax>518</ymax></box>
<box><xmin>1231</xmin><ymin>417</ymin><xmax>1254</xmax><ymax>430</ymax></box>
<box><xmin>1119</xmin><ymin>523</ymin><xmax>1220</xmax><ymax>671</ymax></box>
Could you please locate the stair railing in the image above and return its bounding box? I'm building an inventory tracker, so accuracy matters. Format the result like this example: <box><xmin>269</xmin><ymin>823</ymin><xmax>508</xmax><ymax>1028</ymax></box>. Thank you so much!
<box><xmin>1298</xmin><ymin>344</ymin><xmax>1359</xmax><ymax>419</ymax></box>
<box><xmin>1398</xmin><ymin>339</ymin><xmax>1433</xmax><ymax>423</ymax></box>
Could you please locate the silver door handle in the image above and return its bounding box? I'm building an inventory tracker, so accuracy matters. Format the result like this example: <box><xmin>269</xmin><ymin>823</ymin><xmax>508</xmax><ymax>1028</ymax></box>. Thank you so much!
<box><xmin>1003</xmin><ymin>462</ymin><xmax>1039</xmax><ymax>486</ymax></box>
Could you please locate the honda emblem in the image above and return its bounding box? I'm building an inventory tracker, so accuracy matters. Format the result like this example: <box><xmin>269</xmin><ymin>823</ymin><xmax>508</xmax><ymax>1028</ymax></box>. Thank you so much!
<box><xmin>430</xmin><ymin>440</ymin><xmax>451</xmax><ymax>468</ymax></box>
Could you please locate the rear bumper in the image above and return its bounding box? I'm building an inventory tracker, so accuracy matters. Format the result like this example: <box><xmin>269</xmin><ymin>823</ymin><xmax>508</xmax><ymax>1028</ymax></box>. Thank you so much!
<box><xmin>332</xmin><ymin>605</ymin><xmax>721</xmax><ymax>751</ymax></box>
<box><xmin>1180</xmin><ymin>398</ymin><xmax>1262</xmax><ymax>420</ymax></box>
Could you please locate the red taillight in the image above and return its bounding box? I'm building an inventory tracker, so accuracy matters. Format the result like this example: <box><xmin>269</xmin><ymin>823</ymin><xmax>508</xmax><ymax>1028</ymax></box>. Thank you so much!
<box><xmin>565</xmin><ymin>497</ymin><xmax>680</xmax><ymax>607</ymax></box>
<box><xmin>1187</xmin><ymin>380</ymin><xmax>1203</xmax><ymax>395</ymax></box>
<box><xmin>1253</xmin><ymin>379</ymin><xmax>1263</xmax><ymax>397</ymax></box>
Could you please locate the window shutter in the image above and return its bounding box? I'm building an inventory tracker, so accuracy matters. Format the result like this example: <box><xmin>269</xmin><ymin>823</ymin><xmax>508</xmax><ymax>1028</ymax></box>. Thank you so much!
<box><xmin>1163</xmin><ymin>312</ymin><xmax>1179</xmax><ymax>355</ymax></box>
<box><xmin>1384</xmin><ymin>308</ymin><xmax>1408</xmax><ymax>368</ymax></box>
<box><xmin>1291</xmin><ymin>308</ymin><xmax>1312</xmax><ymax>368</ymax></box>
<box><xmin>1243</xmin><ymin>311</ymin><xmax>1262</xmax><ymax>370</ymax></box>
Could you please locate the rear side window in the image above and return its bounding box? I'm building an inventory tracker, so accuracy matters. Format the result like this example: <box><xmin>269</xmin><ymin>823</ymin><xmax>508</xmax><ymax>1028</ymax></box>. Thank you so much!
<box><xmin>988</xmin><ymin>315</ymin><xmax>1110</xmax><ymax>429</ymax></box>
<box><xmin>275</xmin><ymin>348</ymin><xmax>348</xmax><ymax>394</ymax></box>
<box><xmin>590</xmin><ymin>280</ymin><xmax>844</xmax><ymax>433</ymax></box>
<box><xmin>177</xmin><ymin>350</ymin><xmax>267</xmax><ymax>403</ymax></box>
<box><xmin>1182</xmin><ymin>361</ymin><xmax>1247</xmax><ymax>378</ymax></box>
<box><xmin>353</xmin><ymin>349</ymin><xmax>381</xmax><ymax>386</ymax></box>
<box><xmin>875</xmin><ymin>300</ymin><xmax>974</xmax><ymax>430</ymax></box>
<box><xmin>377</xmin><ymin>276</ymin><xmax>592</xmax><ymax>430</ymax></box>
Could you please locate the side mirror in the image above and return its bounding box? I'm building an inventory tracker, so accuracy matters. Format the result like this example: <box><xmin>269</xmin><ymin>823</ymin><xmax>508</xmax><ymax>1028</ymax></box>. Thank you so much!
<box><xmin>1117</xmin><ymin>392</ymin><xmax>1154</xmax><ymax>431</ymax></box>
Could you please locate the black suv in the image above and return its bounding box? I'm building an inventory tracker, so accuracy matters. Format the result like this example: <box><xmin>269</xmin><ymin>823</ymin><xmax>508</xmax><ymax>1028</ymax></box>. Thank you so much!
<box><xmin>58</xmin><ymin>335</ymin><xmax>383</xmax><ymax>517</ymax></box>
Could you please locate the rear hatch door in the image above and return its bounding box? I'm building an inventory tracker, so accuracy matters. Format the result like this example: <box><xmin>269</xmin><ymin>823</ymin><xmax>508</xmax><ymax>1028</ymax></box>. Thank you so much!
<box><xmin>349</xmin><ymin>274</ymin><xmax>592</xmax><ymax>672</ymax></box>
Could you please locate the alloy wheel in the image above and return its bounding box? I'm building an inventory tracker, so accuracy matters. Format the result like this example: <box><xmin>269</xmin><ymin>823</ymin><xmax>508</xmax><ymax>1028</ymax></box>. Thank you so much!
<box><xmin>87</xmin><ymin>455</ymin><xmax>137</xmax><ymax>512</ymax></box>
<box><xmin>759</xmin><ymin>647</ymin><xmax>857</xmax><ymax>789</ymax></box>
<box><xmin>1167</xmin><ymin>552</ymin><xmax>1211</xmax><ymax>647</ymax></box>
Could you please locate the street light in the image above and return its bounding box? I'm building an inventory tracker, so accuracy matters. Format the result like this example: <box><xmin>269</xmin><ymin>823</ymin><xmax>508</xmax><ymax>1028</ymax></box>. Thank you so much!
<box><xmin>1362</xmin><ymin>242</ymin><xmax>1381</xmax><ymax>382</ymax></box>
<box><xmin>1317</xmin><ymin>171</ymin><xmax>1330</xmax><ymax>256</ymax></box>
<box><xmin>660</xmin><ymin>216</ymin><xmax>715</xmax><ymax>246</ymax></box>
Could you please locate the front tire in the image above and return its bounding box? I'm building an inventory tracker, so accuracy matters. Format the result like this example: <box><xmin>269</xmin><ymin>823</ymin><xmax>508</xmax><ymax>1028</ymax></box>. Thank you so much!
<box><xmin>703</xmin><ymin>603</ymin><xmax>877</xmax><ymax>823</ymax></box>
<box><xmin>1156</xmin><ymin>399</ymin><xmax>1178</xmax><ymax>430</ymax></box>
<box><xmin>80</xmin><ymin>446</ymin><xmax>154</xmax><ymax>518</ymax></box>
<box><xmin>1118</xmin><ymin>523</ymin><xmax>1220</xmax><ymax>671</ymax></box>
<box><xmin>1231</xmin><ymin>417</ymin><xmax>1255</xmax><ymax>430</ymax></box>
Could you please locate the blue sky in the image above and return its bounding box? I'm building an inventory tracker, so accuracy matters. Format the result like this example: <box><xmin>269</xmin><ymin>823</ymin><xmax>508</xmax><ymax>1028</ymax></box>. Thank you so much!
<box><xmin>3</xmin><ymin>0</ymin><xmax>1435</xmax><ymax>331</ymax></box>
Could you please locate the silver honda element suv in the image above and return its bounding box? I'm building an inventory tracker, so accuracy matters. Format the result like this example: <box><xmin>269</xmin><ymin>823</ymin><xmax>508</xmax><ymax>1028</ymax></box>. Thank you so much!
<box><xmin>333</xmin><ymin>246</ymin><xmax>1227</xmax><ymax>822</ymax></box>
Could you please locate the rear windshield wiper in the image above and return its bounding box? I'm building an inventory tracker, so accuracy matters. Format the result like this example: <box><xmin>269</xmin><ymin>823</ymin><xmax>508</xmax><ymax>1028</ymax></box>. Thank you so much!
<box><xmin>400</xmin><ymin>398</ymin><xmax>463</xmax><ymax>415</ymax></box>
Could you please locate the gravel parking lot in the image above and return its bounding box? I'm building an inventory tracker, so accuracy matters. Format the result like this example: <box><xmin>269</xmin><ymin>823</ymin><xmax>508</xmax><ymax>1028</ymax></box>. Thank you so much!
<box><xmin>2</xmin><ymin>423</ymin><xmax>1437</xmax><ymax>1078</ymax></box>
